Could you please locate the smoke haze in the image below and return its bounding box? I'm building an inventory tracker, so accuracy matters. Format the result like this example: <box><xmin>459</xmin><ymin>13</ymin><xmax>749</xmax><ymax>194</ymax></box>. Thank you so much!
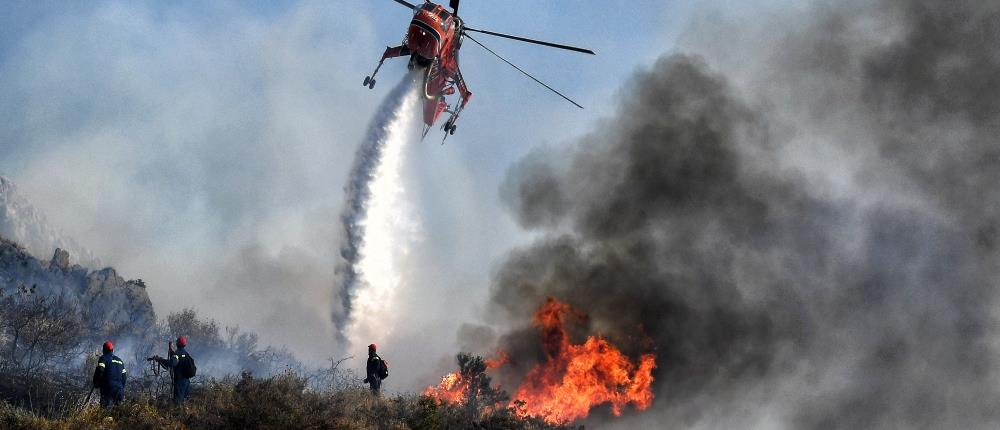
<box><xmin>491</xmin><ymin>0</ymin><xmax>1000</xmax><ymax>428</ymax></box>
<box><xmin>0</xmin><ymin>1</ymin><xmax>397</xmax><ymax>362</ymax></box>
<box><xmin>0</xmin><ymin>0</ymin><xmax>516</xmax><ymax>384</ymax></box>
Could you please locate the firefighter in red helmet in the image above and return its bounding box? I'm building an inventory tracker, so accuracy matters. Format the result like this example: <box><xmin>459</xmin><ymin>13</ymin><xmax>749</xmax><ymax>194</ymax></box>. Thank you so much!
<box><xmin>148</xmin><ymin>336</ymin><xmax>196</xmax><ymax>405</ymax></box>
<box><xmin>363</xmin><ymin>343</ymin><xmax>388</xmax><ymax>395</ymax></box>
<box><xmin>92</xmin><ymin>340</ymin><xmax>127</xmax><ymax>407</ymax></box>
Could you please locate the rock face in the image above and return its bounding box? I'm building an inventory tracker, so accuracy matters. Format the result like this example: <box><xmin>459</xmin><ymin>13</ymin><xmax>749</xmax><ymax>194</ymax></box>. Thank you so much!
<box><xmin>0</xmin><ymin>176</ymin><xmax>101</xmax><ymax>268</ymax></box>
<box><xmin>0</xmin><ymin>238</ymin><xmax>155</xmax><ymax>337</ymax></box>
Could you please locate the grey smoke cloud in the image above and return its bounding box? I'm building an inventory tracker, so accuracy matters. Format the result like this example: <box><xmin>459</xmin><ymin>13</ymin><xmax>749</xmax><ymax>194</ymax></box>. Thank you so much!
<box><xmin>490</xmin><ymin>0</ymin><xmax>1000</xmax><ymax>428</ymax></box>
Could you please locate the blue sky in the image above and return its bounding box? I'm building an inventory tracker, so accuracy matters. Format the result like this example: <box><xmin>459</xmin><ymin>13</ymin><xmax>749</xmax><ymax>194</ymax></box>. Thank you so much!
<box><xmin>0</xmin><ymin>0</ymin><xmax>701</xmax><ymax>183</ymax></box>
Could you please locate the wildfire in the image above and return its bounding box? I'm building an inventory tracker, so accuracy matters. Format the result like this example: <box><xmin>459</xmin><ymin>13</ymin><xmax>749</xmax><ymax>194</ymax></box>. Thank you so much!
<box><xmin>423</xmin><ymin>297</ymin><xmax>657</xmax><ymax>425</ymax></box>
<box><xmin>484</xmin><ymin>351</ymin><xmax>509</xmax><ymax>368</ymax></box>
<box><xmin>512</xmin><ymin>297</ymin><xmax>656</xmax><ymax>423</ymax></box>
<box><xmin>422</xmin><ymin>350</ymin><xmax>509</xmax><ymax>403</ymax></box>
<box><xmin>423</xmin><ymin>372</ymin><xmax>468</xmax><ymax>404</ymax></box>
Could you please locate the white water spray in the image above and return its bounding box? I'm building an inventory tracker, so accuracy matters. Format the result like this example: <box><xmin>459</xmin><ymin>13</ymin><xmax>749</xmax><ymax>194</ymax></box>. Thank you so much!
<box><xmin>335</xmin><ymin>74</ymin><xmax>422</xmax><ymax>348</ymax></box>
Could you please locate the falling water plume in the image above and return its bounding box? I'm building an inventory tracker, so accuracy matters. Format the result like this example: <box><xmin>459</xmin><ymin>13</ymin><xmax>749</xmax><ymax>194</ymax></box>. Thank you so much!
<box><xmin>334</xmin><ymin>73</ymin><xmax>420</xmax><ymax>344</ymax></box>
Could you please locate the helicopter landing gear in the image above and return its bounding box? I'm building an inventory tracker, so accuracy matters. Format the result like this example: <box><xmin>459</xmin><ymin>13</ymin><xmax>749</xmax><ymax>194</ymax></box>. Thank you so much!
<box><xmin>440</xmin><ymin>116</ymin><xmax>459</xmax><ymax>144</ymax></box>
<box><xmin>365</xmin><ymin>45</ymin><xmax>410</xmax><ymax>90</ymax></box>
<box><xmin>442</xmin><ymin>117</ymin><xmax>457</xmax><ymax>134</ymax></box>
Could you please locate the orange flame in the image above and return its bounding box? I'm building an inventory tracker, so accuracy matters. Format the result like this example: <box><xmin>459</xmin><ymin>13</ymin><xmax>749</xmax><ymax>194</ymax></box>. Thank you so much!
<box><xmin>484</xmin><ymin>351</ymin><xmax>509</xmax><ymax>369</ymax></box>
<box><xmin>422</xmin><ymin>371</ymin><xmax>468</xmax><ymax>404</ymax></box>
<box><xmin>422</xmin><ymin>350</ymin><xmax>509</xmax><ymax>403</ymax></box>
<box><xmin>512</xmin><ymin>297</ymin><xmax>656</xmax><ymax>424</ymax></box>
<box><xmin>423</xmin><ymin>298</ymin><xmax>656</xmax><ymax>425</ymax></box>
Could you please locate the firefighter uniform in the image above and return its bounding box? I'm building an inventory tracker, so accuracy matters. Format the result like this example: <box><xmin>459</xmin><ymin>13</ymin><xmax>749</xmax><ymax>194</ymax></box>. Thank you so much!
<box><xmin>364</xmin><ymin>343</ymin><xmax>385</xmax><ymax>395</ymax></box>
<box><xmin>155</xmin><ymin>345</ymin><xmax>192</xmax><ymax>405</ymax></box>
<box><xmin>93</xmin><ymin>350</ymin><xmax>127</xmax><ymax>407</ymax></box>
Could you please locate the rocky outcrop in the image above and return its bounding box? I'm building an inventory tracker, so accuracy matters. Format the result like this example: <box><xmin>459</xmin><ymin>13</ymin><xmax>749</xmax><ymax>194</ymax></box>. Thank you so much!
<box><xmin>51</xmin><ymin>248</ymin><xmax>70</xmax><ymax>271</ymax></box>
<box><xmin>0</xmin><ymin>238</ymin><xmax>155</xmax><ymax>338</ymax></box>
<box><xmin>0</xmin><ymin>176</ymin><xmax>100</xmax><ymax>268</ymax></box>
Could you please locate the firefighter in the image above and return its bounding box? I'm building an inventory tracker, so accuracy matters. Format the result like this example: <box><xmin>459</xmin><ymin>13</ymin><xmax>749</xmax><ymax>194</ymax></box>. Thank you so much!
<box><xmin>92</xmin><ymin>340</ymin><xmax>127</xmax><ymax>407</ymax></box>
<box><xmin>149</xmin><ymin>336</ymin><xmax>195</xmax><ymax>405</ymax></box>
<box><xmin>364</xmin><ymin>343</ymin><xmax>387</xmax><ymax>395</ymax></box>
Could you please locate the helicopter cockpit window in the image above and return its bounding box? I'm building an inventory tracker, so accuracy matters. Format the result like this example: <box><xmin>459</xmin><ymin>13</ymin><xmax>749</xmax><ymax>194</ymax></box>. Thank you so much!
<box><xmin>437</xmin><ymin>10</ymin><xmax>451</xmax><ymax>21</ymax></box>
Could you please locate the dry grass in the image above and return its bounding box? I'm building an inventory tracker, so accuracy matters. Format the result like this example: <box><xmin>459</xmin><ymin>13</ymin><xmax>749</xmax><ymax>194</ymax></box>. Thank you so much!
<box><xmin>0</xmin><ymin>372</ymin><xmax>573</xmax><ymax>430</ymax></box>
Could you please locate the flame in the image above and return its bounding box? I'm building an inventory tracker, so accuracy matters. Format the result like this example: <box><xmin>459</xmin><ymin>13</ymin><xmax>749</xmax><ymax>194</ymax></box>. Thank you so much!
<box><xmin>422</xmin><ymin>350</ymin><xmax>510</xmax><ymax>404</ymax></box>
<box><xmin>484</xmin><ymin>351</ymin><xmax>509</xmax><ymax>369</ymax></box>
<box><xmin>512</xmin><ymin>297</ymin><xmax>656</xmax><ymax>424</ymax></box>
<box><xmin>423</xmin><ymin>298</ymin><xmax>656</xmax><ymax>425</ymax></box>
<box><xmin>423</xmin><ymin>371</ymin><xmax>468</xmax><ymax>404</ymax></box>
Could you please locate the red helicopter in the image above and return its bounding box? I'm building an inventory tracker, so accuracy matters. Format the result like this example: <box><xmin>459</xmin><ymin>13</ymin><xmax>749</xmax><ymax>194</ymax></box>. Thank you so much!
<box><xmin>363</xmin><ymin>0</ymin><xmax>594</xmax><ymax>141</ymax></box>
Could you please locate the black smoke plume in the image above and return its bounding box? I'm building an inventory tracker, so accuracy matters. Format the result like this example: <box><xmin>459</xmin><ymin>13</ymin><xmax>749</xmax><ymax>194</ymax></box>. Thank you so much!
<box><xmin>490</xmin><ymin>0</ymin><xmax>1000</xmax><ymax>427</ymax></box>
<box><xmin>333</xmin><ymin>75</ymin><xmax>415</xmax><ymax>343</ymax></box>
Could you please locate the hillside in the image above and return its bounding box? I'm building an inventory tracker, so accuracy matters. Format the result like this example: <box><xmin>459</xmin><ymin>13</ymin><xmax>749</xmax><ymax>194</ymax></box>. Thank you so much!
<box><xmin>0</xmin><ymin>237</ymin><xmax>156</xmax><ymax>338</ymax></box>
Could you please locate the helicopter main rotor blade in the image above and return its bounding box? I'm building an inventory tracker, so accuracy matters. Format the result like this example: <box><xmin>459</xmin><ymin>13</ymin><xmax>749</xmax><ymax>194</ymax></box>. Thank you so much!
<box><xmin>465</xmin><ymin>34</ymin><xmax>584</xmax><ymax>109</ymax></box>
<box><xmin>464</xmin><ymin>27</ymin><xmax>594</xmax><ymax>55</ymax></box>
<box><xmin>392</xmin><ymin>0</ymin><xmax>417</xmax><ymax>10</ymax></box>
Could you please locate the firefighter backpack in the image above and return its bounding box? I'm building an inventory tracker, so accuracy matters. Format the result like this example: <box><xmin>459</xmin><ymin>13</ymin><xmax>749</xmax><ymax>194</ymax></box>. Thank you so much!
<box><xmin>178</xmin><ymin>353</ymin><xmax>197</xmax><ymax>378</ymax></box>
<box><xmin>378</xmin><ymin>358</ymin><xmax>389</xmax><ymax>380</ymax></box>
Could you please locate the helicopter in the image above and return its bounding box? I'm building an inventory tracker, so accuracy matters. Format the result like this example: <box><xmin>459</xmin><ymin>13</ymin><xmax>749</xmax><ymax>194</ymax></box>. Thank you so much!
<box><xmin>363</xmin><ymin>0</ymin><xmax>594</xmax><ymax>142</ymax></box>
